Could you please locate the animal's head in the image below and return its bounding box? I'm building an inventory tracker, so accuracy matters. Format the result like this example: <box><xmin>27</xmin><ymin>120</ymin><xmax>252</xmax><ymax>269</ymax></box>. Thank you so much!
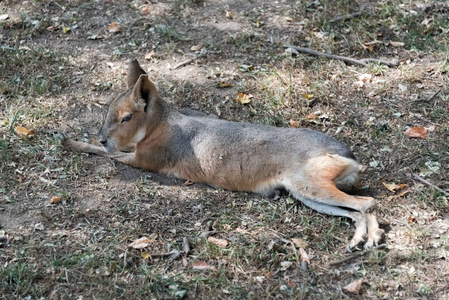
<box><xmin>99</xmin><ymin>59</ymin><xmax>160</xmax><ymax>153</ymax></box>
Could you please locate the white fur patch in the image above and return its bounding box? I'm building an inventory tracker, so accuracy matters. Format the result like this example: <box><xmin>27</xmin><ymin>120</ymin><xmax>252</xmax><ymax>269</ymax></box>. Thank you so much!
<box><xmin>131</xmin><ymin>127</ymin><xmax>147</xmax><ymax>144</ymax></box>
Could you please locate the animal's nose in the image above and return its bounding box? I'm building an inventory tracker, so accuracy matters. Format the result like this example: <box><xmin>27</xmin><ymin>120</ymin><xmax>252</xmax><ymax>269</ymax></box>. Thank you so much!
<box><xmin>99</xmin><ymin>133</ymin><xmax>107</xmax><ymax>146</ymax></box>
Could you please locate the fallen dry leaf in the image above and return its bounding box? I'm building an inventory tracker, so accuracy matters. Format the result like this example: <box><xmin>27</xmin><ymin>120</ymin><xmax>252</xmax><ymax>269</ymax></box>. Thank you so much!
<box><xmin>382</xmin><ymin>182</ymin><xmax>406</xmax><ymax>192</ymax></box>
<box><xmin>353</xmin><ymin>80</ymin><xmax>365</xmax><ymax>87</ymax></box>
<box><xmin>208</xmin><ymin>236</ymin><xmax>228</xmax><ymax>247</ymax></box>
<box><xmin>343</xmin><ymin>278</ymin><xmax>364</xmax><ymax>294</ymax></box>
<box><xmin>390</xmin><ymin>41</ymin><xmax>405</xmax><ymax>47</ymax></box>
<box><xmin>191</xmin><ymin>44</ymin><xmax>202</xmax><ymax>52</ymax></box>
<box><xmin>145</xmin><ymin>50</ymin><xmax>155</xmax><ymax>60</ymax></box>
<box><xmin>298</xmin><ymin>247</ymin><xmax>311</xmax><ymax>263</ymax></box>
<box><xmin>361</xmin><ymin>42</ymin><xmax>373</xmax><ymax>52</ymax></box>
<box><xmin>289</xmin><ymin>120</ymin><xmax>299</xmax><ymax>128</ymax></box>
<box><xmin>291</xmin><ymin>238</ymin><xmax>308</xmax><ymax>248</ymax></box>
<box><xmin>407</xmin><ymin>215</ymin><xmax>417</xmax><ymax>225</ymax></box>
<box><xmin>49</xmin><ymin>196</ymin><xmax>62</xmax><ymax>204</ymax></box>
<box><xmin>358</xmin><ymin>73</ymin><xmax>372</xmax><ymax>83</ymax></box>
<box><xmin>141</xmin><ymin>251</ymin><xmax>150</xmax><ymax>260</ymax></box>
<box><xmin>264</xmin><ymin>270</ymin><xmax>276</xmax><ymax>278</ymax></box>
<box><xmin>236</xmin><ymin>93</ymin><xmax>252</xmax><ymax>104</ymax></box>
<box><xmin>387</xmin><ymin>189</ymin><xmax>410</xmax><ymax>200</ymax></box>
<box><xmin>0</xmin><ymin>14</ymin><xmax>9</xmax><ymax>21</ymax></box>
<box><xmin>141</xmin><ymin>6</ymin><xmax>150</xmax><ymax>14</ymax></box>
<box><xmin>216</xmin><ymin>82</ymin><xmax>233</xmax><ymax>88</ymax></box>
<box><xmin>15</xmin><ymin>126</ymin><xmax>35</xmax><ymax>138</ymax></box>
<box><xmin>305</xmin><ymin>113</ymin><xmax>317</xmax><ymax>121</ymax></box>
<box><xmin>398</xmin><ymin>83</ymin><xmax>408</xmax><ymax>92</ymax></box>
<box><xmin>182</xmin><ymin>237</ymin><xmax>190</xmax><ymax>255</ymax></box>
<box><xmin>226</xmin><ymin>10</ymin><xmax>232</xmax><ymax>19</ymax></box>
<box><xmin>192</xmin><ymin>261</ymin><xmax>216</xmax><ymax>271</ymax></box>
<box><xmin>221</xmin><ymin>224</ymin><xmax>231</xmax><ymax>232</ymax></box>
<box><xmin>128</xmin><ymin>237</ymin><xmax>154</xmax><ymax>249</ymax></box>
<box><xmin>87</xmin><ymin>34</ymin><xmax>103</xmax><ymax>40</ymax></box>
<box><xmin>404</xmin><ymin>126</ymin><xmax>427</xmax><ymax>139</ymax></box>
<box><xmin>303</xmin><ymin>93</ymin><xmax>314</xmax><ymax>100</ymax></box>
<box><xmin>108</xmin><ymin>22</ymin><xmax>120</xmax><ymax>33</ymax></box>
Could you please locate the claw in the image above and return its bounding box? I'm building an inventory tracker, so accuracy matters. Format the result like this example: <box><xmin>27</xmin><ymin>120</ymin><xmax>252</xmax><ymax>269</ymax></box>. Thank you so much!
<box><xmin>347</xmin><ymin>239</ymin><xmax>363</xmax><ymax>252</ymax></box>
<box><xmin>364</xmin><ymin>229</ymin><xmax>385</xmax><ymax>249</ymax></box>
<box><xmin>57</xmin><ymin>132</ymin><xmax>68</xmax><ymax>143</ymax></box>
<box><xmin>81</xmin><ymin>128</ymin><xmax>90</xmax><ymax>142</ymax></box>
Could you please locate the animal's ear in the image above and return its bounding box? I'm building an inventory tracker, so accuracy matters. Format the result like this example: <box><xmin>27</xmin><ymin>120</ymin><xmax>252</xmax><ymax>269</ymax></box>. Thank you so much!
<box><xmin>126</xmin><ymin>59</ymin><xmax>147</xmax><ymax>89</ymax></box>
<box><xmin>132</xmin><ymin>74</ymin><xmax>158</xmax><ymax>112</ymax></box>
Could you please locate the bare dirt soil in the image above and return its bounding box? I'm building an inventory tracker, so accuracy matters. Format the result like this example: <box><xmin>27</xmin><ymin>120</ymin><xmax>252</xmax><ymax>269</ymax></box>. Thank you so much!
<box><xmin>1</xmin><ymin>0</ymin><xmax>448</xmax><ymax>299</ymax></box>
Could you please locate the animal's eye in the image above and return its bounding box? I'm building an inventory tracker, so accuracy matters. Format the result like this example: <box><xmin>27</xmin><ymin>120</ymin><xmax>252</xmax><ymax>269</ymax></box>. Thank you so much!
<box><xmin>121</xmin><ymin>114</ymin><xmax>133</xmax><ymax>123</ymax></box>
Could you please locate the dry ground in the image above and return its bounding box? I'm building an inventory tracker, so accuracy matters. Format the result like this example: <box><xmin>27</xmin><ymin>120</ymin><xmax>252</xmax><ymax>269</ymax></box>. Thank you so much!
<box><xmin>1</xmin><ymin>0</ymin><xmax>448</xmax><ymax>299</ymax></box>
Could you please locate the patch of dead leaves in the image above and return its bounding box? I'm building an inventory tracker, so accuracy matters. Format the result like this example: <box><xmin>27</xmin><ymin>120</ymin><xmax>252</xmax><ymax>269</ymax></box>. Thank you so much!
<box><xmin>382</xmin><ymin>182</ymin><xmax>406</xmax><ymax>192</ymax></box>
<box><xmin>383</xmin><ymin>182</ymin><xmax>409</xmax><ymax>200</ymax></box>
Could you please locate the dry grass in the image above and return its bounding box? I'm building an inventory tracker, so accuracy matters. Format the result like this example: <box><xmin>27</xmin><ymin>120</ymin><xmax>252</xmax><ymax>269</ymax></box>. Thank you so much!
<box><xmin>1</xmin><ymin>0</ymin><xmax>448</xmax><ymax>299</ymax></box>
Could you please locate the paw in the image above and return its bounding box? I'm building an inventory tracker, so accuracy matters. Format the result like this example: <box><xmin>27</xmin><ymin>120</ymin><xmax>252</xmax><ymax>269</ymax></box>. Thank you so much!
<box><xmin>81</xmin><ymin>128</ymin><xmax>90</xmax><ymax>142</ymax></box>
<box><xmin>56</xmin><ymin>132</ymin><xmax>69</xmax><ymax>146</ymax></box>
<box><xmin>364</xmin><ymin>228</ymin><xmax>385</xmax><ymax>249</ymax></box>
<box><xmin>346</xmin><ymin>233</ymin><xmax>367</xmax><ymax>252</ymax></box>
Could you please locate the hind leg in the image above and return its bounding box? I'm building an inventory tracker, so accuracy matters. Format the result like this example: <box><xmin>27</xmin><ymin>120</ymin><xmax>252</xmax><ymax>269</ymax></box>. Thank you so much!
<box><xmin>289</xmin><ymin>180</ymin><xmax>375</xmax><ymax>213</ymax></box>
<box><xmin>291</xmin><ymin>154</ymin><xmax>376</xmax><ymax>213</ymax></box>
<box><xmin>299</xmin><ymin>197</ymin><xmax>367</xmax><ymax>251</ymax></box>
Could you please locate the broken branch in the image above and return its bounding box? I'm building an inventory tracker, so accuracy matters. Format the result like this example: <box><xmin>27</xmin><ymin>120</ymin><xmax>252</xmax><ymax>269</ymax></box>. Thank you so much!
<box><xmin>412</xmin><ymin>173</ymin><xmax>449</xmax><ymax>197</ymax></box>
<box><xmin>173</xmin><ymin>58</ymin><xmax>194</xmax><ymax>70</ymax></box>
<box><xmin>330</xmin><ymin>244</ymin><xmax>387</xmax><ymax>267</ymax></box>
<box><xmin>284</xmin><ymin>45</ymin><xmax>398</xmax><ymax>67</ymax></box>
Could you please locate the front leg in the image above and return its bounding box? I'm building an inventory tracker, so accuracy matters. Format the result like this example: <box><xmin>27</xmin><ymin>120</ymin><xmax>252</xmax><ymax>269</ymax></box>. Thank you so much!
<box><xmin>60</xmin><ymin>134</ymin><xmax>140</xmax><ymax>168</ymax></box>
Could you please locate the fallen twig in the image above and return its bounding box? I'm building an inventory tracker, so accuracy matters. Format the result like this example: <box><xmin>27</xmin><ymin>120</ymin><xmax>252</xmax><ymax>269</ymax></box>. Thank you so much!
<box><xmin>412</xmin><ymin>173</ymin><xmax>449</xmax><ymax>197</ymax></box>
<box><xmin>173</xmin><ymin>58</ymin><xmax>193</xmax><ymax>70</ymax></box>
<box><xmin>412</xmin><ymin>90</ymin><xmax>441</xmax><ymax>103</ymax></box>
<box><xmin>330</xmin><ymin>11</ymin><xmax>362</xmax><ymax>23</ymax></box>
<box><xmin>330</xmin><ymin>244</ymin><xmax>387</xmax><ymax>267</ymax></box>
<box><xmin>150</xmin><ymin>249</ymin><xmax>181</xmax><ymax>260</ymax></box>
<box><xmin>426</xmin><ymin>89</ymin><xmax>441</xmax><ymax>102</ymax></box>
<box><xmin>284</xmin><ymin>45</ymin><xmax>398</xmax><ymax>67</ymax></box>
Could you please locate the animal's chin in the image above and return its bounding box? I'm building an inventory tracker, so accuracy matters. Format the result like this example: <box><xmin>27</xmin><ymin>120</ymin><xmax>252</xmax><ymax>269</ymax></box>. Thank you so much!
<box><xmin>102</xmin><ymin>141</ymin><xmax>118</xmax><ymax>153</ymax></box>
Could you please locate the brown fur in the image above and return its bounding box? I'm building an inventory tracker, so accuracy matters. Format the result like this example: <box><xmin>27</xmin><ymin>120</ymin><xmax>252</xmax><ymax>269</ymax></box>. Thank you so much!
<box><xmin>60</xmin><ymin>59</ymin><xmax>384</xmax><ymax>251</ymax></box>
